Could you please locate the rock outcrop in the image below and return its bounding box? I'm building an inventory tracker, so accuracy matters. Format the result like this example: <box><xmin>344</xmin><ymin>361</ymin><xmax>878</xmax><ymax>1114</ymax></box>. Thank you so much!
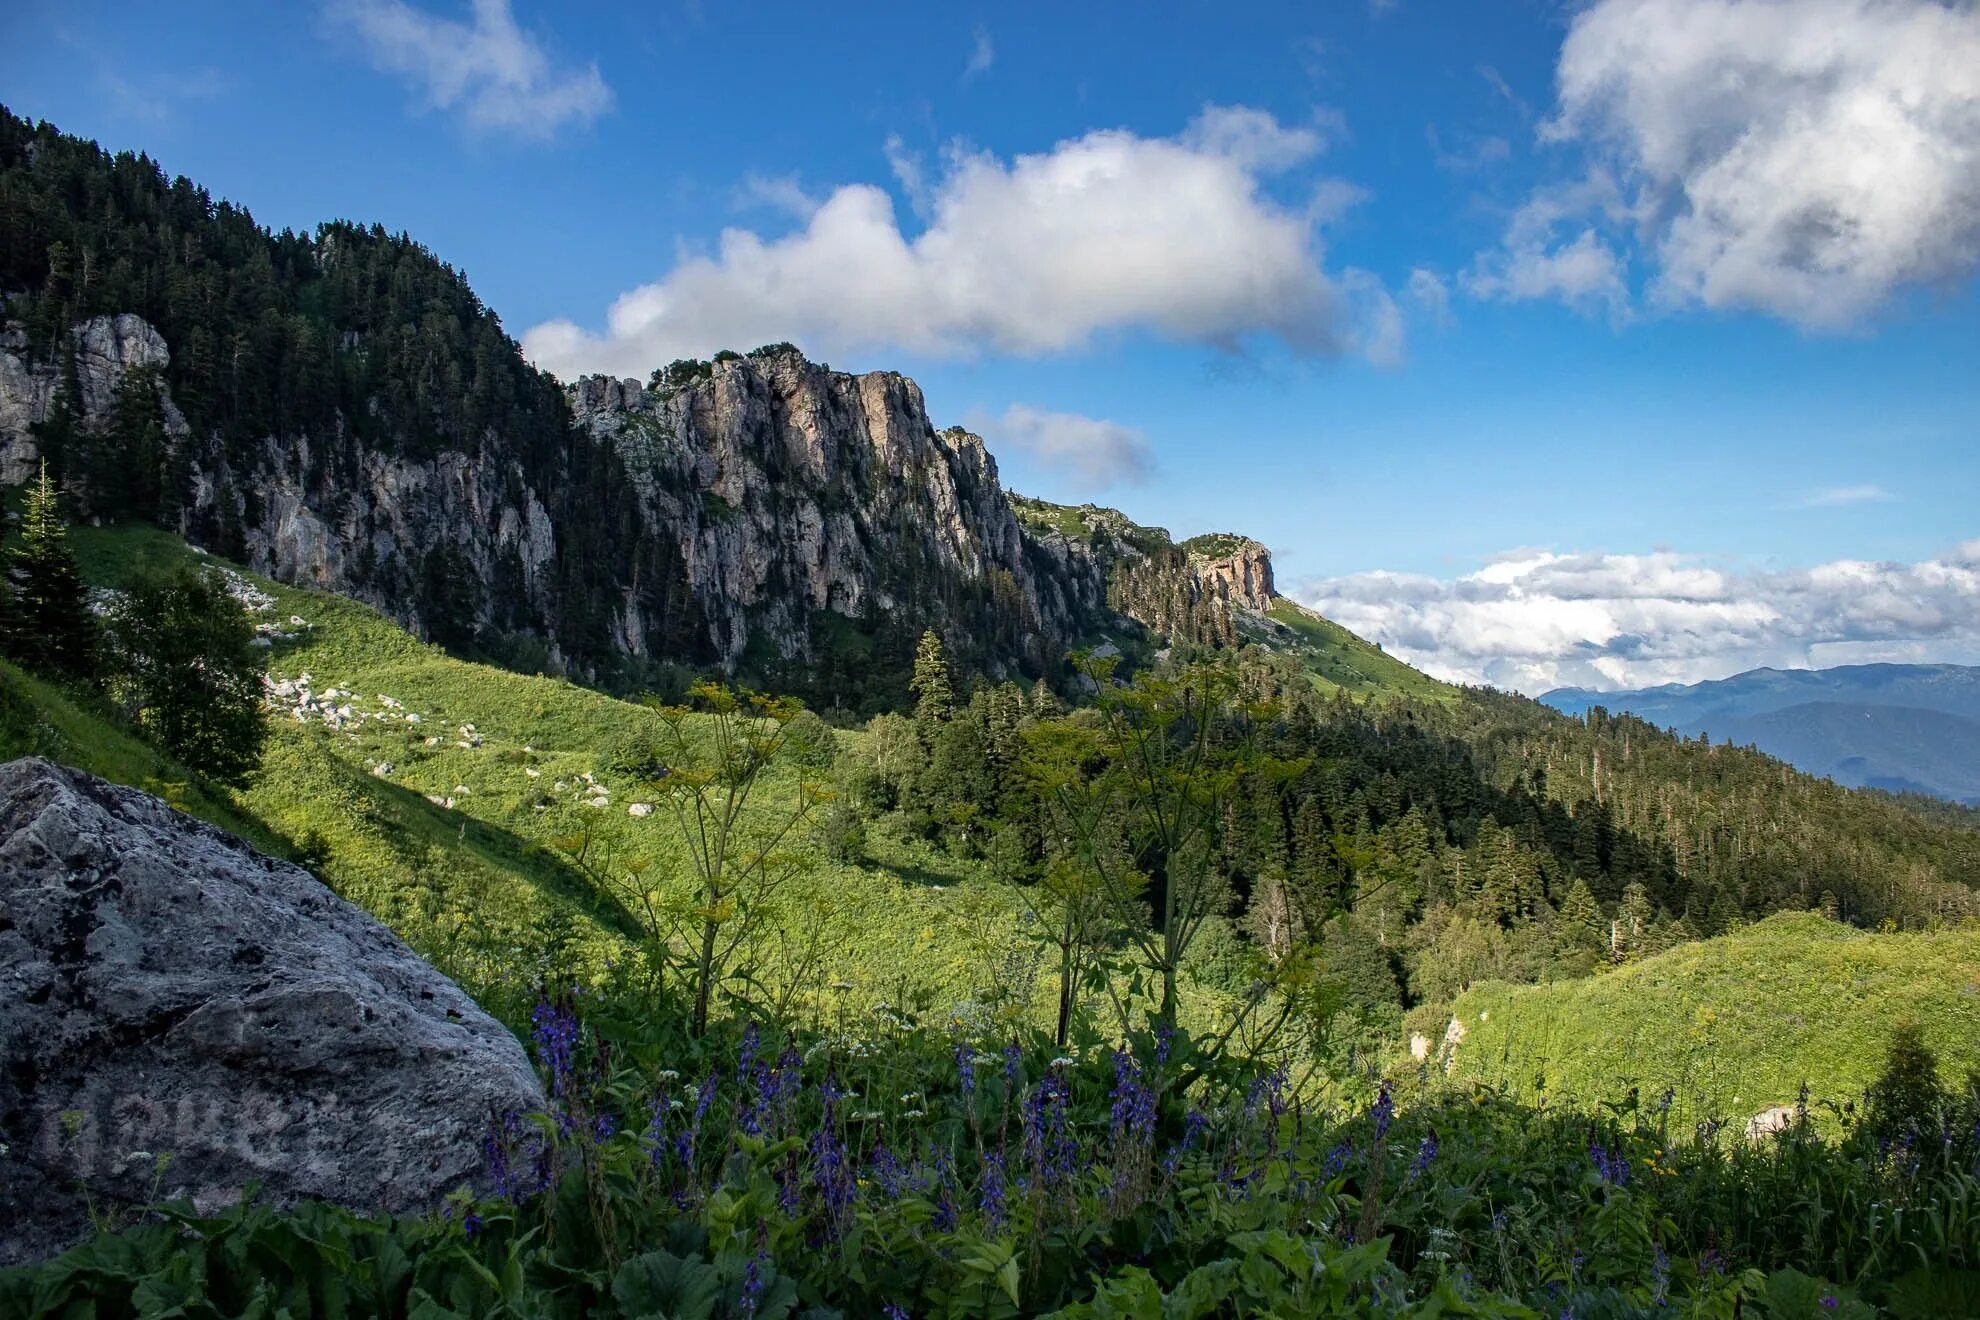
<box><xmin>0</xmin><ymin>757</ymin><xmax>546</xmax><ymax>1266</ymax></box>
<box><xmin>569</xmin><ymin>351</ymin><xmax>1107</xmax><ymax>674</ymax></box>
<box><xmin>0</xmin><ymin>317</ymin><xmax>1275</xmax><ymax>688</ymax></box>
<box><xmin>0</xmin><ymin>314</ymin><xmax>187</xmax><ymax>486</ymax></box>
<box><xmin>1193</xmin><ymin>540</ymin><xmax>1275</xmax><ymax>614</ymax></box>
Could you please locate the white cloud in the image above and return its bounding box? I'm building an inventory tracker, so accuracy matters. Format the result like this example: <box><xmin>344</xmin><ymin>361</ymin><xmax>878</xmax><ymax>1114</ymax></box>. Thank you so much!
<box><xmin>734</xmin><ymin>173</ymin><xmax>818</xmax><ymax>220</ymax></box>
<box><xmin>963</xmin><ymin>26</ymin><xmax>994</xmax><ymax>82</ymax></box>
<box><xmin>523</xmin><ymin>106</ymin><xmax>1379</xmax><ymax>378</ymax></box>
<box><xmin>1426</xmin><ymin>124</ymin><xmax>1511</xmax><ymax>174</ymax></box>
<box><xmin>1295</xmin><ymin>543</ymin><xmax>1980</xmax><ymax>693</ymax></box>
<box><xmin>967</xmin><ymin>404</ymin><xmax>1152</xmax><ymax>490</ymax></box>
<box><xmin>329</xmin><ymin>0</ymin><xmax>611</xmax><ymax>139</ymax></box>
<box><xmin>1405</xmin><ymin>267</ymin><xmax>1454</xmax><ymax>327</ymax></box>
<box><xmin>1477</xmin><ymin>0</ymin><xmax>1980</xmax><ymax>327</ymax></box>
<box><xmin>1801</xmin><ymin>484</ymin><xmax>1898</xmax><ymax>508</ymax></box>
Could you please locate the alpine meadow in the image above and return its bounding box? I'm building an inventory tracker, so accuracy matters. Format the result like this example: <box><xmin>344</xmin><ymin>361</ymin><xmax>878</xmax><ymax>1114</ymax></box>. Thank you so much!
<box><xmin>2</xmin><ymin>3</ymin><xmax>1980</xmax><ymax>1318</ymax></box>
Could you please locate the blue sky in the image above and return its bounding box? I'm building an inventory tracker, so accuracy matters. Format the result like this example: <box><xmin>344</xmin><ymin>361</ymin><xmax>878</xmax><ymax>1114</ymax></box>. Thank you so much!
<box><xmin>4</xmin><ymin>0</ymin><xmax>1977</xmax><ymax>690</ymax></box>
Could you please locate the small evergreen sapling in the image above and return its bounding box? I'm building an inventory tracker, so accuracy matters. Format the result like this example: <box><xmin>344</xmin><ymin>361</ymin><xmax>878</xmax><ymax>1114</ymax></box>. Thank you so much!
<box><xmin>0</xmin><ymin>461</ymin><xmax>99</xmax><ymax>684</ymax></box>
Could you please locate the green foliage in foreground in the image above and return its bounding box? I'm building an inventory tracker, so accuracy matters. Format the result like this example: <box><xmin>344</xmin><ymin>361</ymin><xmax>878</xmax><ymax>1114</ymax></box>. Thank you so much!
<box><xmin>1442</xmin><ymin>912</ymin><xmax>1980</xmax><ymax>1126</ymax></box>
<box><xmin>5</xmin><ymin>999</ymin><xmax>1978</xmax><ymax>1319</ymax></box>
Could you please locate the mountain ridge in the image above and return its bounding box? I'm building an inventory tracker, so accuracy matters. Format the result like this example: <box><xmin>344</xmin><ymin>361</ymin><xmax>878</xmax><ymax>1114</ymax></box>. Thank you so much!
<box><xmin>0</xmin><ymin>105</ymin><xmax>1316</xmax><ymax>709</ymax></box>
<box><xmin>1542</xmin><ymin>663</ymin><xmax>1980</xmax><ymax>804</ymax></box>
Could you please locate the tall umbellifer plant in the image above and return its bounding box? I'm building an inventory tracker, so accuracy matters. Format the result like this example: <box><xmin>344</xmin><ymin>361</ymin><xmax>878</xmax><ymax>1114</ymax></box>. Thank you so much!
<box><xmin>1035</xmin><ymin>659</ymin><xmax>1261</xmax><ymax>1029</ymax></box>
<box><xmin>636</xmin><ymin>683</ymin><xmax>830</xmax><ymax>1037</ymax></box>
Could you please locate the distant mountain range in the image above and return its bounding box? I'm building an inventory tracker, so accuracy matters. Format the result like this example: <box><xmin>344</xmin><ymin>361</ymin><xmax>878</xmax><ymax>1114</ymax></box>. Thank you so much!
<box><xmin>1542</xmin><ymin>664</ymin><xmax>1980</xmax><ymax>804</ymax></box>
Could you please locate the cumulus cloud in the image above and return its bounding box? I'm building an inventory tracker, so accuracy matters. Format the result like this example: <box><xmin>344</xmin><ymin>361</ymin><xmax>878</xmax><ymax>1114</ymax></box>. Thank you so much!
<box><xmin>1295</xmin><ymin>542</ymin><xmax>1980</xmax><ymax>693</ymax></box>
<box><xmin>967</xmin><ymin>404</ymin><xmax>1152</xmax><ymax>490</ymax></box>
<box><xmin>522</xmin><ymin>106</ymin><xmax>1378</xmax><ymax>379</ymax></box>
<box><xmin>329</xmin><ymin>0</ymin><xmax>611</xmax><ymax>139</ymax></box>
<box><xmin>1474</xmin><ymin>0</ymin><xmax>1980</xmax><ymax>327</ymax></box>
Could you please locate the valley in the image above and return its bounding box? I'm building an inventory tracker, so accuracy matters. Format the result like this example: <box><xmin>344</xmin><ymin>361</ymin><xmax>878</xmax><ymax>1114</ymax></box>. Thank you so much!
<box><xmin>2</xmin><ymin>97</ymin><xmax>1978</xmax><ymax>1318</ymax></box>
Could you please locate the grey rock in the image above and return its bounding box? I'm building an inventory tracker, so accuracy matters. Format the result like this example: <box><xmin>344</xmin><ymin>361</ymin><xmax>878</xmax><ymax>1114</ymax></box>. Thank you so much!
<box><xmin>0</xmin><ymin>757</ymin><xmax>546</xmax><ymax>1266</ymax></box>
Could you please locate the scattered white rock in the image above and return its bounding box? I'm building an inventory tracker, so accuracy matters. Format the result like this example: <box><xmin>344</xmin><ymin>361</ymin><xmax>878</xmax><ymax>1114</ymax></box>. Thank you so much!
<box><xmin>628</xmin><ymin>803</ymin><xmax>654</xmax><ymax>818</ymax></box>
<box><xmin>525</xmin><ymin>768</ymin><xmax>541</xmax><ymax>779</ymax></box>
<box><xmin>371</xmin><ymin>763</ymin><xmax>393</xmax><ymax>778</ymax></box>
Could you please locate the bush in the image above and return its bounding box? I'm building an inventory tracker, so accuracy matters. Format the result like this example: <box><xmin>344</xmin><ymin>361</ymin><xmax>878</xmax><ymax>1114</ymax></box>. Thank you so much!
<box><xmin>104</xmin><ymin>565</ymin><xmax>265</xmax><ymax>785</ymax></box>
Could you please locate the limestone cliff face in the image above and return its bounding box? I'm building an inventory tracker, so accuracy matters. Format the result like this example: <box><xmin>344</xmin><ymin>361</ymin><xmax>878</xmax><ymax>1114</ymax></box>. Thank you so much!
<box><xmin>1193</xmin><ymin>540</ymin><xmax>1275</xmax><ymax>613</ymax></box>
<box><xmin>0</xmin><ymin>314</ymin><xmax>188</xmax><ymax>485</ymax></box>
<box><xmin>568</xmin><ymin>350</ymin><xmax>1108</xmax><ymax>675</ymax></box>
<box><xmin>0</xmin><ymin>317</ymin><xmax>1274</xmax><ymax>689</ymax></box>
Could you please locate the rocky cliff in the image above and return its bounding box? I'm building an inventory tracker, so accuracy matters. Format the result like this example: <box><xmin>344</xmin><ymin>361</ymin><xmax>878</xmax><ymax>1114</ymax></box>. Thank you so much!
<box><xmin>0</xmin><ymin>313</ymin><xmax>1283</xmax><ymax>698</ymax></box>
<box><xmin>0</xmin><ymin>111</ymin><xmax>1294</xmax><ymax>702</ymax></box>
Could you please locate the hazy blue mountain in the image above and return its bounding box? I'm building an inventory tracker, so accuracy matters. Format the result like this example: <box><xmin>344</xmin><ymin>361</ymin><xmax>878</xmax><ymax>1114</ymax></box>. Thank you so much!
<box><xmin>1542</xmin><ymin>664</ymin><xmax>1980</xmax><ymax>804</ymax></box>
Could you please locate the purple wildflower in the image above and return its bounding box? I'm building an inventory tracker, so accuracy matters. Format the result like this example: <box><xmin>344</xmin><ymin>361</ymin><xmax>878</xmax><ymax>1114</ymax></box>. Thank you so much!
<box><xmin>869</xmin><ymin>1143</ymin><xmax>910</xmax><ymax>1200</ymax></box>
<box><xmin>530</xmin><ymin>997</ymin><xmax>581</xmax><ymax>1097</ymax></box>
<box><xmin>462</xmin><ymin>1210</ymin><xmax>484</xmax><ymax>1239</ymax></box>
<box><xmin>955</xmin><ymin>1039</ymin><xmax>977</xmax><ymax>1097</ymax></box>
<box><xmin>643</xmin><ymin>1096</ymin><xmax>669</xmax><ymax>1170</ymax></box>
<box><xmin>1003</xmin><ymin>1038</ymin><xmax>1023</xmax><ymax>1094</ymax></box>
<box><xmin>932</xmin><ymin>1151</ymin><xmax>960</xmax><ymax>1231</ymax></box>
<box><xmin>1109</xmin><ymin>1051</ymin><xmax>1156</xmax><ymax>1142</ymax></box>
<box><xmin>1370</xmin><ymin>1086</ymin><xmax>1395</xmax><ymax>1142</ymax></box>
<box><xmin>1163</xmin><ymin>1106</ymin><xmax>1210</xmax><ymax>1174</ymax></box>
<box><xmin>811</xmin><ymin>1074</ymin><xmax>855</xmax><ymax>1233</ymax></box>
<box><xmin>739</xmin><ymin>1248</ymin><xmax>769</xmax><ymax>1319</ymax></box>
<box><xmin>979</xmin><ymin>1151</ymin><xmax>1009</xmax><ymax>1233</ymax></box>
<box><xmin>1409</xmin><ymin>1130</ymin><xmax>1438</xmax><ymax>1177</ymax></box>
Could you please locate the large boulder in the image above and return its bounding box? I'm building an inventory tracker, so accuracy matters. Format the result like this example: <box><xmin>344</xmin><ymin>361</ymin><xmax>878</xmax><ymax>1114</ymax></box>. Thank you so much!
<box><xmin>0</xmin><ymin>757</ymin><xmax>547</xmax><ymax>1265</ymax></box>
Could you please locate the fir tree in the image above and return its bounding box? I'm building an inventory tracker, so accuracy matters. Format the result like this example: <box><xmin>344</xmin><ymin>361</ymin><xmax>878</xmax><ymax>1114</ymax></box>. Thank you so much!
<box><xmin>910</xmin><ymin>629</ymin><xmax>954</xmax><ymax>745</ymax></box>
<box><xmin>1556</xmin><ymin>876</ymin><xmax>1605</xmax><ymax>953</ymax></box>
<box><xmin>1</xmin><ymin>462</ymin><xmax>98</xmax><ymax>682</ymax></box>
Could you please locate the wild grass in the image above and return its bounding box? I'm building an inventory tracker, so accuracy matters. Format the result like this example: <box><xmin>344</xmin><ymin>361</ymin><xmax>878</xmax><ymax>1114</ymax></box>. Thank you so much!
<box><xmin>1441</xmin><ymin>912</ymin><xmax>1980</xmax><ymax>1127</ymax></box>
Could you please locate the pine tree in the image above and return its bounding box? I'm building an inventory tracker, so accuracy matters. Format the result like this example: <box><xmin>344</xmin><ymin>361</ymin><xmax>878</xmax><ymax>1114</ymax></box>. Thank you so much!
<box><xmin>1</xmin><ymin>462</ymin><xmax>98</xmax><ymax>682</ymax></box>
<box><xmin>910</xmin><ymin>629</ymin><xmax>954</xmax><ymax>746</ymax></box>
<box><xmin>1556</xmin><ymin>876</ymin><xmax>1604</xmax><ymax>952</ymax></box>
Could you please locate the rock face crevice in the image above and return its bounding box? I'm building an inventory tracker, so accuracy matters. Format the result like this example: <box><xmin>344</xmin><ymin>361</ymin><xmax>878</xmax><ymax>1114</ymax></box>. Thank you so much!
<box><xmin>0</xmin><ymin>757</ymin><xmax>546</xmax><ymax>1266</ymax></box>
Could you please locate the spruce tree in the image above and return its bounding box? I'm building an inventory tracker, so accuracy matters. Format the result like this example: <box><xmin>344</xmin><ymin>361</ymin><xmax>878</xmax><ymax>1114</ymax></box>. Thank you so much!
<box><xmin>909</xmin><ymin>629</ymin><xmax>954</xmax><ymax>745</ymax></box>
<box><xmin>1</xmin><ymin>461</ymin><xmax>98</xmax><ymax>682</ymax></box>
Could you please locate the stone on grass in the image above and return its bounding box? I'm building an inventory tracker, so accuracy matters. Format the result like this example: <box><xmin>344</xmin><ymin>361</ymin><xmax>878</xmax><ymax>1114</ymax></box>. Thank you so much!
<box><xmin>0</xmin><ymin>757</ymin><xmax>546</xmax><ymax>1265</ymax></box>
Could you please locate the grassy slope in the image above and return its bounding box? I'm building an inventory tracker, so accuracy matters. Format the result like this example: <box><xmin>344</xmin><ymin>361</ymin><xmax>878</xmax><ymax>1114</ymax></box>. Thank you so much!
<box><xmin>1256</xmin><ymin>598</ymin><xmax>1458</xmax><ymax>703</ymax></box>
<box><xmin>1441</xmin><ymin>912</ymin><xmax>1980</xmax><ymax>1123</ymax></box>
<box><xmin>41</xmin><ymin>525</ymin><xmax>1207</xmax><ymax>1031</ymax></box>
